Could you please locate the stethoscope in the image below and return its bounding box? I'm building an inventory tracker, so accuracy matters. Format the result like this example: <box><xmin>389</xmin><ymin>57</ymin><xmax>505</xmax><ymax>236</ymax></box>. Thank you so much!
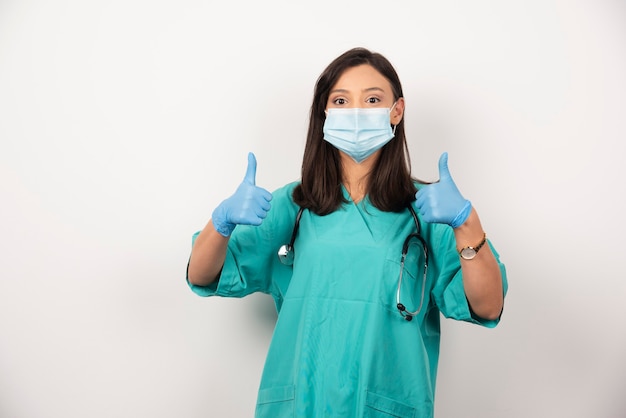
<box><xmin>277</xmin><ymin>205</ymin><xmax>429</xmax><ymax>322</ymax></box>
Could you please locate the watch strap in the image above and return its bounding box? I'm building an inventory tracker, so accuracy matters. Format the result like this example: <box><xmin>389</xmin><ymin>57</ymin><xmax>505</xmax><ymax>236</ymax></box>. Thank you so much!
<box><xmin>458</xmin><ymin>232</ymin><xmax>487</xmax><ymax>257</ymax></box>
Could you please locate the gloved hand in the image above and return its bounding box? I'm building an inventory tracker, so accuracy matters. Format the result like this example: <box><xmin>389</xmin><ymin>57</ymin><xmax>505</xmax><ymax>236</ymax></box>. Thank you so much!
<box><xmin>414</xmin><ymin>152</ymin><xmax>472</xmax><ymax>229</ymax></box>
<box><xmin>211</xmin><ymin>152</ymin><xmax>273</xmax><ymax>237</ymax></box>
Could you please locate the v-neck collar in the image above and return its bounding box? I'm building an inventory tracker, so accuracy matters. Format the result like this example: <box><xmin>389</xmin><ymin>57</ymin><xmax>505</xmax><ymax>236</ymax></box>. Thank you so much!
<box><xmin>337</xmin><ymin>185</ymin><xmax>407</xmax><ymax>243</ymax></box>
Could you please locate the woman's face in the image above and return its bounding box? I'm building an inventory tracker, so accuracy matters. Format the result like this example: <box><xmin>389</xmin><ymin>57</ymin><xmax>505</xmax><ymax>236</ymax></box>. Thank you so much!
<box><xmin>326</xmin><ymin>64</ymin><xmax>404</xmax><ymax>125</ymax></box>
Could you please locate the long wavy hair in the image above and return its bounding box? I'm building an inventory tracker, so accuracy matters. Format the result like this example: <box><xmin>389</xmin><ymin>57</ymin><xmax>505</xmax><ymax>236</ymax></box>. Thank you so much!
<box><xmin>293</xmin><ymin>47</ymin><xmax>421</xmax><ymax>215</ymax></box>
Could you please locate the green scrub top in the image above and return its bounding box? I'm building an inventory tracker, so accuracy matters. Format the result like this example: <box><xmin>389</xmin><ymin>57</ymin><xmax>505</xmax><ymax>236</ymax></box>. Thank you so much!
<box><xmin>188</xmin><ymin>181</ymin><xmax>507</xmax><ymax>418</ymax></box>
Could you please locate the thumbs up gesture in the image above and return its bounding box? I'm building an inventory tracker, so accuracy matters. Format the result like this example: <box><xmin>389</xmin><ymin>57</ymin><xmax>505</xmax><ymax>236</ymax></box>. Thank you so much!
<box><xmin>414</xmin><ymin>152</ymin><xmax>472</xmax><ymax>229</ymax></box>
<box><xmin>211</xmin><ymin>152</ymin><xmax>273</xmax><ymax>237</ymax></box>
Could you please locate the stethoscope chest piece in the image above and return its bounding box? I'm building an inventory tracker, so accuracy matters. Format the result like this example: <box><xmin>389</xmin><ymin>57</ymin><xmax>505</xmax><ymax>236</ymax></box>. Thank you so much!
<box><xmin>278</xmin><ymin>244</ymin><xmax>295</xmax><ymax>266</ymax></box>
<box><xmin>277</xmin><ymin>207</ymin><xmax>304</xmax><ymax>266</ymax></box>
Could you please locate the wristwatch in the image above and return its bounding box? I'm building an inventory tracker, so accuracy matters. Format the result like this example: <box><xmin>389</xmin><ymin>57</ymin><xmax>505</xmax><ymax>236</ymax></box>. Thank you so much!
<box><xmin>458</xmin><ymin>233</ymin><xmax>487</xmax><ymax>260</ymax></box>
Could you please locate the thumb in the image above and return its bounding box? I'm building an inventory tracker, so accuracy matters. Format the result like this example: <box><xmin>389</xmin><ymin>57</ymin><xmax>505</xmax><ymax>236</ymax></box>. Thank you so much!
<box><xmin>244</xmin><ymin>152</ymin><xmax>257</xmax><ymax>185</ymax></box>
<box><xmin>438</xmin><ymin>152</ymin><xmax>451</xmax><ymax>181</ymax></box>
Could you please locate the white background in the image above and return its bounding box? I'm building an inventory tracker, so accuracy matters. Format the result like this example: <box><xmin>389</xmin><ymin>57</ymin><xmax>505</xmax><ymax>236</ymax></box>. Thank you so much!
<box><xmin>1</xmin><ymin>1</ymin><xmax>625</xmax><ymax>417</ymax></box>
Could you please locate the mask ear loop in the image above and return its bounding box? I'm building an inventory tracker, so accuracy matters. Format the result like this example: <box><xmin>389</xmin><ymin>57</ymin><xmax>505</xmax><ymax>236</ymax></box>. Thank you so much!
<box><xmin>390</xmin><ymin>101</ymin><xmax>398</xmax><ymax>135</ymax></box>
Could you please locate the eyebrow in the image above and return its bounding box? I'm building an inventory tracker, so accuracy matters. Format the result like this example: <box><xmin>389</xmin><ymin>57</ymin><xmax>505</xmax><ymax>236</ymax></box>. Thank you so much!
<box><xmin>329</xmin><ymin>87</ymin><xmax>386</xmax><ymax>95</ymax></box>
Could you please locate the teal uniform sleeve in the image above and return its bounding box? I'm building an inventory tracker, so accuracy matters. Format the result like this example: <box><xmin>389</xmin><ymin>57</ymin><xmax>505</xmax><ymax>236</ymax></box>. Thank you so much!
<box><xmin>186</xmin><ymin>182</ymin><xmax>299</xmax><ymax>311</ymax></box>
<box><xmin>430</xmin><ymin>226</ymin><xmax>508</xmax><ymax>328</ymax></box>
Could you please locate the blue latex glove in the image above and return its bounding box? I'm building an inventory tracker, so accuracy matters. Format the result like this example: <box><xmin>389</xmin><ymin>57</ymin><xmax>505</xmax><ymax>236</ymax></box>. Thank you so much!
<box><xmin>414</xmin><ymin>152</ymin><xmax>472</xmax><ymax>228</ymax></box>
<box><xmin>211</xmin><ymin>152</ymin><xmax>273</xmax><ymax>237</ymax></box>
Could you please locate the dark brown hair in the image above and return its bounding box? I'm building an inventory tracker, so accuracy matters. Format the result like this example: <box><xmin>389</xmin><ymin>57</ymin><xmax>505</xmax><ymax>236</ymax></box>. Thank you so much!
<box><xmin>293</xmin><ymin>47</ymin><xmax>421</xmax><ymax>215</ymax></box>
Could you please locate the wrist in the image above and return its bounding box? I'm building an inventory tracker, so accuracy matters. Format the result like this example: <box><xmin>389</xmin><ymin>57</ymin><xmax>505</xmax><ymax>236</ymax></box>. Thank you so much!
<box><xmin>213</xmin><ymin>222</ymin><xmax>235</xmax><ymax>237</ymax></box>
<box><xmin>212</xmin><ymin>206</ymin><xmax>235</xmax><ymax>237</ymax></box>
<box><xmin>450</xmin><ymin>200</ymin><xmax>472</xmax><ymax>229</ymax></box>
<box><xmin>453</xmin><ymin>208</ymin><xmax>486</xmax><ymax>249</ymax></box>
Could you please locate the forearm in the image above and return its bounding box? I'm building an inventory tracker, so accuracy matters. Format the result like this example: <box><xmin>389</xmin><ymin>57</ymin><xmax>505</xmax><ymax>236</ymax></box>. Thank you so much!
<box><xmin>187</xmin><ymin>219</ymin><xmax>229</xmax><ymax>286</ymax></box>
<box><xmin>453</xmin><ymin>208</ymin><xmax>504</xmax><ymax>320</ymax></box>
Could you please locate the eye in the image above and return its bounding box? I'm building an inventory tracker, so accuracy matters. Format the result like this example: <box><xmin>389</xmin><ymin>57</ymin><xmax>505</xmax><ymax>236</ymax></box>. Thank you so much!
<box><xmin>332</xmin><ymin>97</ymin><xmax>348</xmax><ymax>105</ymax></box>
<box><xmin>366</xmin><ymin>97</ymin><xmax>381</xmax><ymax>104</ymax></box>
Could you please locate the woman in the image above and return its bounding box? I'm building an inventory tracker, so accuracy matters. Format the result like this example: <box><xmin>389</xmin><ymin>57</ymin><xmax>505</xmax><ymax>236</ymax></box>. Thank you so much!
<box><xmin>187</xmin><ymin>47</ymin><xmax>507</xmax><ymax>418</ymax></box>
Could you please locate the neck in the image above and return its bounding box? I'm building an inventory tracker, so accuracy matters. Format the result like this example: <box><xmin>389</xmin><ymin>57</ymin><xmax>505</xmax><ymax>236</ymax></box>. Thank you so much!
<box><xmin>340</xmin><ymin>152</ymin><xmax>378</xmax><ymax>202</ymax></box>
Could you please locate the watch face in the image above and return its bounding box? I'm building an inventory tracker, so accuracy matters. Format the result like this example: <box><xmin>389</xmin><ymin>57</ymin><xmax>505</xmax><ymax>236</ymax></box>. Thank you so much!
<box><xmin>460</xmin><ymin>247</ymin><xmax>477</xmax><ymax>260</ymax></box>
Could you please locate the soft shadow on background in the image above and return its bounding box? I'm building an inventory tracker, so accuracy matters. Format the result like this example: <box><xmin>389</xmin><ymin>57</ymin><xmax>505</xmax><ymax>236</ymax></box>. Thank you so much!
<box><xmin>1</xmin><ymin>1</ymin><xmax>625</xmax><ymax>417</ymax></box>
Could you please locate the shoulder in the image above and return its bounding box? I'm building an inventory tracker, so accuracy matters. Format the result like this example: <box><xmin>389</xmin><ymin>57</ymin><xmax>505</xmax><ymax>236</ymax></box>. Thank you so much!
<box><xmin>413</xmin><ymin>179</ymin><xmax>431</xmax><ymax>191</ymax></box>
<box><xmin>267</xmin><ymin>181</ymin><xmax>301</xmax><ymax>219</ymax></box>
<box><xmin>271</xmin><ymin>181</ymin><xmax>300</xmax><ymax>202</ymax></box>
<box><xmin>269</xmin><ymin>181</ymin><xmax>303</xmax><ymax>214</ymax></box>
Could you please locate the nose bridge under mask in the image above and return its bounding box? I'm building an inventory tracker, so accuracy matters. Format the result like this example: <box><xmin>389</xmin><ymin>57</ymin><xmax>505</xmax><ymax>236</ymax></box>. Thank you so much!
<box><xmin>324</xmin><ymin>101</ymin><xmax>397</xmax><ymax>116</ymax></box>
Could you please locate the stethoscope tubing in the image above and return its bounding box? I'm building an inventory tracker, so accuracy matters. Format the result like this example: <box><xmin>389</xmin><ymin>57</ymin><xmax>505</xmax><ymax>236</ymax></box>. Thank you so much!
<box><xmin>278</xmin><ymin>204</ymin><xmax>429</xmax><ymax>322</ymax></box>
<box><xmin>396</xmin><ymin>205</ymin><xmax>429</xmax><ymax>321</ymax></box>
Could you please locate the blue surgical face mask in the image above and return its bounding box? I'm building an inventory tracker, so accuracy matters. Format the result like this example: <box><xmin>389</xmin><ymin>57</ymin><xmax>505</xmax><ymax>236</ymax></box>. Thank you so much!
<box><xmin>323</xmin><ymin>103</ymin><xmax>397</xmax><ymax>163</ymax></box>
